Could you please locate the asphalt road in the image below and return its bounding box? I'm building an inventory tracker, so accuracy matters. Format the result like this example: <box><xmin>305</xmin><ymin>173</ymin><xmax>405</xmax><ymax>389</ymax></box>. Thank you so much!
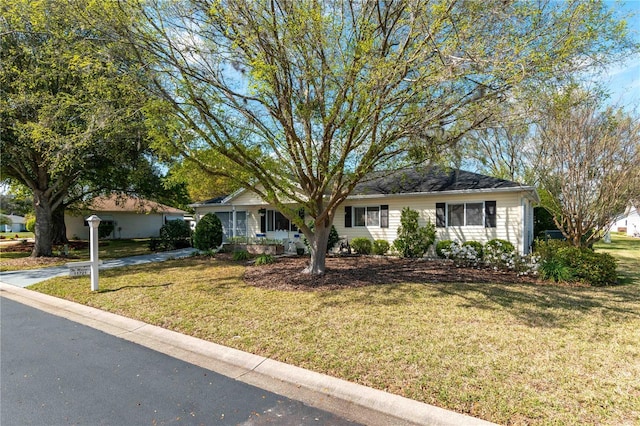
<box><xmin>1</xmin><ymin>297</ymin><xmax>359</xmax><ymax>426</ymax></box>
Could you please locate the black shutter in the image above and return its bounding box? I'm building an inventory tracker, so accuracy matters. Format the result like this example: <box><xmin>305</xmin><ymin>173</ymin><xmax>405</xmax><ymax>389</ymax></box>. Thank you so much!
<box><xmin>344</xmin><ymin>206</ymin><xmax>352</xmax><ymax>228</ymax></box>
<box><xmin>260</xmin><ymin>214</ymin><xmax>266</xmax><ymax>233</ymax></box>
<box><xmin>485</xmin><ymin>201</ymin><xmax>497</xmax><ymax>228</ymax></box>
<box><xmin>380</xmin><ymin>205</ymin><xmax>389</xmax><ymax>228</ymax></box>
<box><xmin>436</xmin><ymin>203</ymin><xmax>446</xmax><ymax>228</ymax></box>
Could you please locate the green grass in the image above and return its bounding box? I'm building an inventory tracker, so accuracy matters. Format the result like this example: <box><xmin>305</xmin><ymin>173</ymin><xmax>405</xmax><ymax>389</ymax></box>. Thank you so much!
<box><xmin>595</xmin><ymin>233</ymin><xmax>640</xmax><ymax>285</ymax></box>
<box><xmin>91</xmin><ymin>239</ymin><xmax>155</xmax><ymax>259</ymax></box>
<box><xmin>30</xmin><ymin>234</ymin><xmax>640</xmax><ymax>425</ymax></box>
<box><xmin>1</xmin><ymin>239</ymin><xmax>154</xmax><ymax>271</ymax></box>
<box><xmin>0</xmin><ymin>231</ymin><xmax>34</xmax><ymax>239</ymax></box>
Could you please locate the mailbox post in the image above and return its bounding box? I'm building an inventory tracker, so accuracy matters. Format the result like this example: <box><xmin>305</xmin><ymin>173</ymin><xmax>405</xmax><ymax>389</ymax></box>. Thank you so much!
<box><xmin>86</xmin><ymin>215</ymin><xmax>101</xmax><ymax>291</ymax></box>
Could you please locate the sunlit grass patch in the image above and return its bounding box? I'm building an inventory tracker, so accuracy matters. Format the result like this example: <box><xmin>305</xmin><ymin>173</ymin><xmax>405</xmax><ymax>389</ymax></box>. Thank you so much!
<box><xmin>595</xmin><ymin>233</ymin><xmax>640</xmax><ymax>284</ymax></box>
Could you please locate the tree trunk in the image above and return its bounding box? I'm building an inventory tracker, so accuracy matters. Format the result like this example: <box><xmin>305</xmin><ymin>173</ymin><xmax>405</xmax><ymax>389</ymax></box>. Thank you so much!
<box><xmin>51</xmin><ymin>207</ymin><xmax>69</xmax><ymax>245</ymax></box>
<box><xmin>31</xmin><ymin>190</ymin><xmax>54</xmax><ymax>257</ymax></box>
<box><xmin>303</xmin><ymin>220</ymin><xmax>331</xmax><ymax>275</ymax></box>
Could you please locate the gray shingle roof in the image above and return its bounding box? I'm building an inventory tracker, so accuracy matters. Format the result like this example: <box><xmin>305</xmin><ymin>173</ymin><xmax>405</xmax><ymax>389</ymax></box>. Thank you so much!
<box><xmin>352</xmin><ymin>167</ymin><xmax>523</xmax><ymax>196</ymax></box>
<box><xmin>194</xmin><ymin>168</ymin><xmax>529</xmax><ymax>205</ymax></box>
<box><xmin>198</xmin><ymin>195</ymin><xmax>228</xmax><ymax>205</ymax></box>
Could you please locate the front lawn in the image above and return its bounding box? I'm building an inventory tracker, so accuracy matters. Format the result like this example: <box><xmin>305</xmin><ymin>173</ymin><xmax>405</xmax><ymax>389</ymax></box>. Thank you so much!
<box><xmin>0</xmin><ymin>239</ymin><xmax>154</xmax><ymax>271</ymax></box>
<box><xmin>0</xmin><ymin>231</ymin><xmax>34</xmax><ymax>240</ymax></box>
<box><xmin>30</xmin><ymin>234</ymin><xmax>640</xmax><ymax>425</ymax></box>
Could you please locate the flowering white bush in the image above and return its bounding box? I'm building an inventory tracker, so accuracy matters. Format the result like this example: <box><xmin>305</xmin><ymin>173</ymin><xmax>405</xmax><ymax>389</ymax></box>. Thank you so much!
<box><xmin>440</xmin><ymin>239</ymin><xmax>539</xmax><ymax>276</ymax></box>
<box><xmin>483</xmin><ymin>242</ymin><xmax>539</xmax><ymax>276</ymax></box>
<box><xmin>441</xmin><ymin>242</ymin><xmax>482</xmax><ymax>268</ymax></box>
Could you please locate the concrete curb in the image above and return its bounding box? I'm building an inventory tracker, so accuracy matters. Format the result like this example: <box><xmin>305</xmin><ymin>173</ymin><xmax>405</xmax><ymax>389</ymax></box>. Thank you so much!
<box><xmin>1</xmin><ymin>283</ymin><xmax>496</xmax><ymax>426</ymax></box>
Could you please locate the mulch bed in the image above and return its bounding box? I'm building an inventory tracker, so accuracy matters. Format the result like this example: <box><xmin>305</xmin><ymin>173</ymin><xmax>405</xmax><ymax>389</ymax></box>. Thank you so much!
<box><xmin>0</xmin><ymin>241</ymin><xmax>89</xmax><ymax>253</ymax></box>
<box><xmin>243</xmin><ymin>255</ymin><xmax>542</xmax><ymax>291</ymax></box>
<box><xmin>0</xmin><ymin>241</ymin><xmax>89</xmax><ymax>269</ymax></box>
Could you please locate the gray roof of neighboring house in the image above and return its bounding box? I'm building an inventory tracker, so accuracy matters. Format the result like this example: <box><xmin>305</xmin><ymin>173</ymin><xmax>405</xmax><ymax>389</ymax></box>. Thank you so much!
<box><xmin>192</xmin><ymin>168</ymin><xmax>533</xmax><ymax>206</ymax></box>
<box><xmin>2</xmin><ymin>214</ymin><xmax>26</xmax><ymax>224</ymax></box>
<box><xmin>351</xmin><ymin>167</ymin><xmax>525</xmax><ymax>196</ymax></box>
<box><xmin>199</xmin><ymin>195</ymin><xmax>227</xmax><ymax>205</ymax></box>
<box><xmin>84</xmin><ymin>195</ymin><xmax>187</xmax><ymax>214</ymax></box>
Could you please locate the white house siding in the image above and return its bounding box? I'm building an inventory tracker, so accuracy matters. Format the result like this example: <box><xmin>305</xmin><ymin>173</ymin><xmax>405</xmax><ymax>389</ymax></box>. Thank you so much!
<box><xmin>193</xmin><ymin>190</ymin><xmax>536</xmax><ymax>254</ymax></box>
<box><xmin>335</xmin><ymin>191</ymin><xmax>531</xmax><ymax>254</ymax></box>
<box><xmin>610</xmin><ymin>206</ymin><xmax>640</xmax><ymax>237</ymax></box>
<box><xmin>65</xmin><ymin>212</ymin><xmax>167</xmax><ymax>239</ymax></box>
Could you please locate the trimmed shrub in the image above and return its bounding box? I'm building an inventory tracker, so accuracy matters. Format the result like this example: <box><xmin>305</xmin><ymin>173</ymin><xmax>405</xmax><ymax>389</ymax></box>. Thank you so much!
<box><xmin>483</xmin><ymin>239</ymin><xmax>516</xmax><ymax>269</ymax></box>
<box><xmin>159</xmin><ymin>220</ymin><xmax>192</xmax><ymax>250</ymax></box>
<box><xmin>555</xmin><ymin>246</ymin><xmax>617</xmax><ymax>286</ymax></box>
<box><xmin>462</xmin><ymin>241</ymin><xmax>483</xmax><ymax>258</ymax></box>
<box><xmin>254</xmin><ymin>253</ymin><xmax>275</xmax><ymax>265</ymax></box>
<box><xmin>373</xmin><ymin>239</ymin><xmax>390</xmax><ymax>255</ymax></box>
<box><xmin>436</xmin><ymin>240</ymin><xmax>456</xmax><ymax>258</ymax></box>
<box><xmin>534</xmin><ymin>238</ymin><xmax>567</xmax><ymax>261</ymax></box>
<box><xmin>193</xmin><ymin>213</ymin><xmax>223</xmax><ymax>251</ymax></box>
<box><xmin>25</xmin><ymin>216</ymin><xmax>36</xmax><ymax>233</ymax></box>
<box><xmin>232</xmin><ymin>250</ymin><xmax>250</xmax><ymax>261</ymax></box>
<box><xmin>351</xmin><ymin>237</ymin><xmax>372</xmax><ymax>255</ymax></box>
<box><xmin>393</xmin><ymin>207</ymin><xmax>436</xmax><ymax>258</ymax></box>
<box><xmin>534</xmin><ymin>240</ymin><xmax>618</xmax><ymax>286</ymax></box>
<box><xmin>98</xmin><ymin>222</ymin><xmax>114</xmax><ymax>239</ymax></box>
<box><xmin>485</xmin><ymin>239</ymin><xmax>515</xmax><ymax>255</ymax></box>
<box><xmin>148</xmin><ymin>238</ymin><xmax>160</xmax><ymax>251</ymax></box>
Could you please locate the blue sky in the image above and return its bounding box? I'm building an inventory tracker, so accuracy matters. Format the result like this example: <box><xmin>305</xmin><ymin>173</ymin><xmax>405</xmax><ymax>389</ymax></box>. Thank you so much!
<box><xmin>603</xmin><ymin>1</ymin><xmax>640</xmax><ymax>107</ymax></box>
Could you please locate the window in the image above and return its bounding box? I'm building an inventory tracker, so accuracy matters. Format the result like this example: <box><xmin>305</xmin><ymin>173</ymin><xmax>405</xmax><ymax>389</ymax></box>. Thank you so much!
<box><xmin>448</xmin><ymin>204</ymin><xmax>465</xmax><ymax>226</ymax></box>
<box><xmin>438</xmin><ymin>201</ymin><xmax>496</xmax><ymax>227</ymax></box>
<box><xmin>345</xmin><ymin>205</ymin><xmax>388</xmax><ymax>228</ymax></box>
<box><xmin>265</xmin><ymin>209</ymin><xmax>301</xmax><ymax>232</ymax></box>
<box><xmin>214</xmin><ymin>211</ymin><xmax>247</xmax><ymax>241</ymax></box>
<box><xmin>466</xmin><ymin>203</ymin><xmax>483</xmax><ymax>226</ymax></box>
<box><xmin>366</xmin><ymin>206</ymin><xmax>380</xmax><ymax>226</ymax></box>
<box><xmin>354</xmin><ymin>207</ymin><xmax>366</xmax><ymax>227</ymax></box>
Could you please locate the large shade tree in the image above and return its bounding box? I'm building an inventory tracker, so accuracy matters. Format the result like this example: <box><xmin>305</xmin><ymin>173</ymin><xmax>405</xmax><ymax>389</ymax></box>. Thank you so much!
<box><xmin>534</xmin><ymin>87</ymin><xmax>640</xmax><ymax>247</ymax></box>
<box><xmin>0</xmin><ymin>0</ymin><xmax>172</xmax><ymax>256</ymax></box>
<box><xmin>115</xmin><ymin>0</ymin><xmax>633</xmax><ymax>274</ymax></box>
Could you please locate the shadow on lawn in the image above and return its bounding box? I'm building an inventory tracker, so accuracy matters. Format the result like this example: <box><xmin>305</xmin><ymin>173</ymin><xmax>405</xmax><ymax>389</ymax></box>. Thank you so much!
<box><xmin>261</xmin><ymin>258</ymin><xmax>640</xmax><ymax>329</ymax></box>
<box><xmin>97</xmin><ymin>282</ymin><xmax>173</xmax><ymax>293</ymax></box>
<box><xmin>426</xmin><ymin>281</ymin><xmax>640</xmax><ymax>328</ymax></box>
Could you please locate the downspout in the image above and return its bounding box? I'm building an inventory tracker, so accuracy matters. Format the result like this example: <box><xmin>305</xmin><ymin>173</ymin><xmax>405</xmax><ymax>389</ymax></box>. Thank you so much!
<box><xmin>521</xmin><ymin>198</ymin><xmax>527</xmax><ymax>255</ymax></box>
<box><xmin>232</xmin><ymin>206</ymin><xmax>236</xmax><ymax>239</ymax></box>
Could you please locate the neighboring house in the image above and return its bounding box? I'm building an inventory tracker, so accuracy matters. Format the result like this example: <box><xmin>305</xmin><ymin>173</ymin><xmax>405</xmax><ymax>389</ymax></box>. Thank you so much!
<box><xmin>0</xmin><ymin>214</ymin><xmax>27</xmax><ymax>233</ymax></box>
<box><xmin>65</xmin><ymin>195</ymin><xmax>187</xmax><ymax>240</ymax></box>
<box><xmin>610</xmin><ymin>203</ymin><xmax>640</xmax><ymax>237</ymax></box>
<box><xmin>190</xmin><ymin>168</ymin><xmax>539</xmax><ymax>255</ymax></box>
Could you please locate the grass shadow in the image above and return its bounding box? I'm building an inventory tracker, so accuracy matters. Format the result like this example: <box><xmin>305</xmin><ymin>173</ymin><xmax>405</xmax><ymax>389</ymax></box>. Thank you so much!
<box><xmin>97</xmin><ymin>282</ymin><xmax>173</xmax><ymax>293</ymax></box>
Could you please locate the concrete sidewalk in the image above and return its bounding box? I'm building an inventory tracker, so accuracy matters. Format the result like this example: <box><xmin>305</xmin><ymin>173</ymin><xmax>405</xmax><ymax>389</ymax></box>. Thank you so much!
<box><xmin>0</xmin><ymin>247</ymin><xmax>198</xmax><ymax>287</ymax></box>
